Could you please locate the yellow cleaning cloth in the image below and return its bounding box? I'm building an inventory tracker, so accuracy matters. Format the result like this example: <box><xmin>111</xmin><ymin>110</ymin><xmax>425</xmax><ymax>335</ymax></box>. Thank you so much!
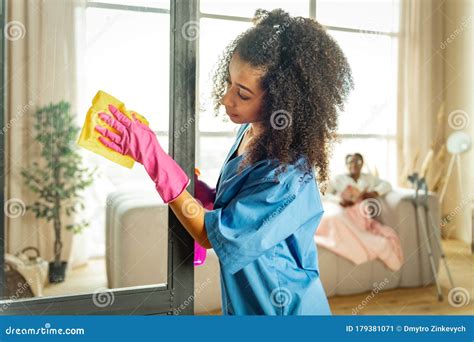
<box><xmin>77</xmin><ymin>90</ymin><xmax>150</xmax><ymax>169</ymax></box>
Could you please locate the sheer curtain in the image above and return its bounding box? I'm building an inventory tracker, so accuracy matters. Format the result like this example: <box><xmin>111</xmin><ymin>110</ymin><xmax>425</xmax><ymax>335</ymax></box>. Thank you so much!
<box><xmin>396</xmin><ymin>0</ymin><xmax>444</xmax><ymax>189</ymax></box>
<box><xmin>397</xmin><ymin>0</ymin><xmax>473</xmax><ymax>244</ymax></box>
<box><xmin>5</xmin><ymin>0</ymin><xmax>88</xmax><ymax>268</ymax></box>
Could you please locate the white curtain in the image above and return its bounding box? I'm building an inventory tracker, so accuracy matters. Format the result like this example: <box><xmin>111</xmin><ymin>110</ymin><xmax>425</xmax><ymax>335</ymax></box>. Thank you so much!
<box><xmin>5</xmin><ymin>0</ymin><xmax>88</xmax><ymax>268</ymax></box>
<box><xmin>397</xmin><ymin>0</ymin><xmax>473</xmax><ymax>244</ymax></box>
<box><xmin>396</xmin><ymin>0</ymin><xmax>445</xmax><ymax>187</ymax></box>
<box><xmin>441</xmin><ymin>0</ymin><xmax>473</xmax><ymax>244</ymax></box>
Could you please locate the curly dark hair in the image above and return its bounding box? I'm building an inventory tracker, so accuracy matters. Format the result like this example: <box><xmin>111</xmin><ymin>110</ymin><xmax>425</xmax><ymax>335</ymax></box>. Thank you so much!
<box><xmin>345</xmin><ymin>153</ymin><xmax>364</xmax><ymax>164</ymax></box>
<box><xmin>212</xmin><ymin>8</ymin><xmax>354</xmax><ymax>191</ymax></box>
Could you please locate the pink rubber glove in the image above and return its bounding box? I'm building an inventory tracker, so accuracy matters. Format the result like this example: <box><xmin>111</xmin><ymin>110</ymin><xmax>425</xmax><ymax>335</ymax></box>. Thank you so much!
<box><xmin>193</xmin><ymin>169</ymin><xmax>216</xmax><ymax>210</ymax></box>
<box><xmin>95</xmin><ymin>104</ymin><xmax>190</xmax><ymax>203</ymax></box>
<box><xmin>193</xmin><ymin>169</ymin><xmax>216</xmax><ymax>266</ymax></box>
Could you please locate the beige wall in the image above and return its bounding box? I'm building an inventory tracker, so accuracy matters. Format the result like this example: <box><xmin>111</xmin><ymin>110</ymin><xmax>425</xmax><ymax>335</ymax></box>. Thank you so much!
<box><xmin>442</xmin><ymin>0</ymin><xmax>473</xmax><ymax>245</ymax></box>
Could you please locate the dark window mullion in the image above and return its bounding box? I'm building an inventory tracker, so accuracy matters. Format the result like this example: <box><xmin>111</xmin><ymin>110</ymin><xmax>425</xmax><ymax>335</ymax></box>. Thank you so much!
<box><xmin>0</xmin><ymin>0</ymin><xmax>7</xmax><ymax>301</ymax></box>
<box><xmin>167</xmin><ymin>0</ymin><xmax>198</xmax><ymax>316</ymax></box>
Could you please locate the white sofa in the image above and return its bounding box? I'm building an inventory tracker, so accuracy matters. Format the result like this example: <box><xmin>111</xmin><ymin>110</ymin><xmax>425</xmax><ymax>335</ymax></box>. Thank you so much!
<box><xmin>106</xmin><ymin>187</ymin><xmax>441</xmax><ymax>314</ymax></box>
<box><xmin>105</xmin><ymin>188</ymin><xmax>222</xmax><ymax>315</ymax></box>
<box><xmin>318</xmin><ymin>188</ymin><xmax>441</xmax><ymax>297</ymax></box>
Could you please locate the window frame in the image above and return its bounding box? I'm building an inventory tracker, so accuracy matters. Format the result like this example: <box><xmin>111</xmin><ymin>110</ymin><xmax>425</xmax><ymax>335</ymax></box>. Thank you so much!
<box><xmin>0</xmin><ymin>0</ymin><xmax>6</xmax><ymax>302</ymax></box>
<box><xmin>0</xmin><ymin>0</ymin><xmax>197</xmax><ymax>316</ymax></box>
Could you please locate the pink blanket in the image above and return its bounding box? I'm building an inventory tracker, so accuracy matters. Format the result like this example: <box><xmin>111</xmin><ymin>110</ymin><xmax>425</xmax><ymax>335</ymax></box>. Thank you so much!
<box><xmin>314</xmin><ymin>201</ymin><xmax>404</xmax><ymax>271</ymax></box>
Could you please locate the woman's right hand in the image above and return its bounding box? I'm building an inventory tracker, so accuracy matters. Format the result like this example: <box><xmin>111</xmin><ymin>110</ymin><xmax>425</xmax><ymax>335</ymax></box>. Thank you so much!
<box><xmin>95</xmin><ymin>104</ymin><xmax>157</xmax><ymax>165</ymax></box>
<box><xmin>95</xmin><ymin>104</ymin><xmax>190</xmax><ymax>204</ymax></box>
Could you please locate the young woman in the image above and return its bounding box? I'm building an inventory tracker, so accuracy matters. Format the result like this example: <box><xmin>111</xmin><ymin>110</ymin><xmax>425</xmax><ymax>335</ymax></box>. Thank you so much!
<box><xmin>95</xmin><ymin>9</ymin><xmax>353</xmax><ymax>315</ymax></box>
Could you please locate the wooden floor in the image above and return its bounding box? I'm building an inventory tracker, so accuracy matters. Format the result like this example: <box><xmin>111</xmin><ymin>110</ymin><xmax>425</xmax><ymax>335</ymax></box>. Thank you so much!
<box><xmin>43</xmin><ymin>239</ymin><xmax>472</xmax><ymax>315</ymax></box>
<box><xmin>328</xmin><ymin>238</ymin><xmax>473</xmax><ymax>315</ymax></box>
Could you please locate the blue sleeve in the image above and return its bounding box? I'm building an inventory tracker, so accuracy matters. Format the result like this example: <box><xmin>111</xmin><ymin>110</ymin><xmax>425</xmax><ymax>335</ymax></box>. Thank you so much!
<box><xmin>204</xmin><ymin>164</ymin><xmax>323</xmax><ymax>275</ymax></box>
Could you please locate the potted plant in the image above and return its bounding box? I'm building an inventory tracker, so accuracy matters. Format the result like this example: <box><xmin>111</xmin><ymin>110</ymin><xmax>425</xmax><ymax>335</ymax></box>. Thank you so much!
<box><xmin>21</xmin><ymin>101</ymin><xmax>96</xmax><ymax>283</ymax></box>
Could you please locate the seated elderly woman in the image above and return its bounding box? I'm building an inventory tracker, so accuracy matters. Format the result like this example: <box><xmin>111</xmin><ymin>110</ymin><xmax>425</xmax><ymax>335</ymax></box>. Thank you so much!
<box><xmin>325</xmin><ymin>153</ymin><xmax>392</xmax><ymax>207</ymax></box>
<box><xmin>314</xmin><ymin>153</ymin><xmax>404</xmax><ymax>271</ymax></box>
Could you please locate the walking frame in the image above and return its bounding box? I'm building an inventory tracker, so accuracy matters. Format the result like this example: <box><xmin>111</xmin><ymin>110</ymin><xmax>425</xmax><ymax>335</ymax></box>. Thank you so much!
<box><xmin>407</xmin><ymin>173</ymin><xmax>455</xmax><ymax>301</ymax></box>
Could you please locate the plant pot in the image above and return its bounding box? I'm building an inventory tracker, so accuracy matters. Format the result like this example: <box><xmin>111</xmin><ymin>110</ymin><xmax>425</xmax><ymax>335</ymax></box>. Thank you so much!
<box><xmin>48</xmin><ymin>261</ymin><xmax>68</xmax><ymax>283</ymax></box>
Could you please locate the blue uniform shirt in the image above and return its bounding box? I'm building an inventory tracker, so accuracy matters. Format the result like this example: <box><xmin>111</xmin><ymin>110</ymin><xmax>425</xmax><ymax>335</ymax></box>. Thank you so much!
<box><xmin>204</xmin><ymin>123</ymin><xmax>332</xmax><ymax>315</ymax></box>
